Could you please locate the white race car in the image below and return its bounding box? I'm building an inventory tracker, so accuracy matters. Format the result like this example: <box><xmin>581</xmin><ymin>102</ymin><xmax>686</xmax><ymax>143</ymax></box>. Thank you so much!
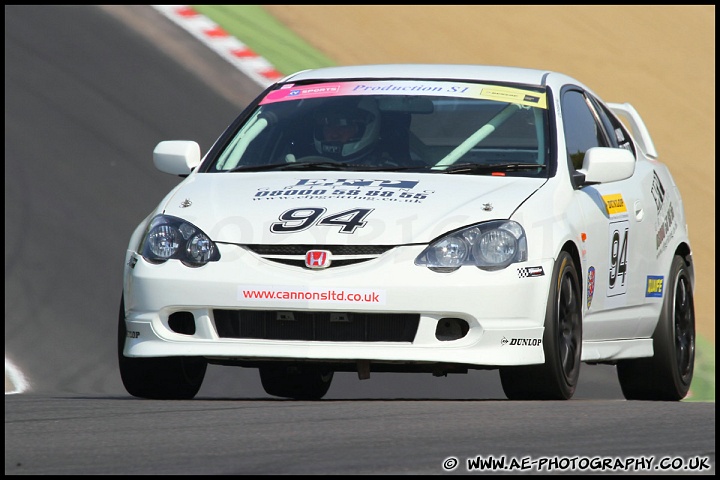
<box><xmin>119</xmin><ymin>64</ymin><xmax>695</xmax><ymax>401</ymax></box>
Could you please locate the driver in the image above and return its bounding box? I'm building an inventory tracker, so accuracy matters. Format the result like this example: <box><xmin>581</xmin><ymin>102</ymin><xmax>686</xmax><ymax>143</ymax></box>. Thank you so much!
<box><xmin>313</xmin><ymin>97</ymin><xmax>381</xmax><ymax>163</ymax></box>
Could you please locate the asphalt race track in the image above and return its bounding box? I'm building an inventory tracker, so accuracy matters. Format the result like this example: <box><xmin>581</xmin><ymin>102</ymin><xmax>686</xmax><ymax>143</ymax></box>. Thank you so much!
<box><xmin>4</xmin><ymin>5</ymin><xmax>715</xmax><ymax>475</ymax></box>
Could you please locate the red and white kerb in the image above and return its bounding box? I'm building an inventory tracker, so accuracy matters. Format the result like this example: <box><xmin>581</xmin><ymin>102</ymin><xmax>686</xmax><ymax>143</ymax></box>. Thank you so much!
<box><xmin>151</xmin><ymin>5</ymin><xmax>284</xmax><ymax>88</ymax></box>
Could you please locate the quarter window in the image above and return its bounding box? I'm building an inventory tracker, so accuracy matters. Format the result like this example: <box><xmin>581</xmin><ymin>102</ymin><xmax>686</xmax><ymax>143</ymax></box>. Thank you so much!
<box><xmin>589</xmin><ymin>96</ymin><xmax>636</xmax><ymax>156</ymax></box>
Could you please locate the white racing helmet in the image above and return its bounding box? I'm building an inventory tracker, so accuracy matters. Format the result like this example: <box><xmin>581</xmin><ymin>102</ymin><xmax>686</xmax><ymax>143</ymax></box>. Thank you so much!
<box><xmin>313</xmin><ymin>97</ymin><xmax>381</xmax><ymax>161</ymax></box>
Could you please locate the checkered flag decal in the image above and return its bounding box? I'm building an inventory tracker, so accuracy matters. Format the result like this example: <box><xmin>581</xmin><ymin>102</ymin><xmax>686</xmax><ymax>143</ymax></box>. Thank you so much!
<box><xmin>517</xmin><ymin>266</ymin><xmax>545</xmax><ymax>278</ymax></box>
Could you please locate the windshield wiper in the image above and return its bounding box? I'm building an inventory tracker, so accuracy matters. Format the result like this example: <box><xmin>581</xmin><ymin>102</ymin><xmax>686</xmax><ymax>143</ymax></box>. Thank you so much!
<box><xmin>355</xmin><ymin>165</ymin><xmax>432</xmax><ymax>172</ymax></box>
<box><xmin>227</xmin><ymin>162</ymin><xmax>432</xmax><ymax>173</ymax></box>
<box><xmin>439</xmin><ymin>162</ymin><xmax>546</xmax><ymax>174</ymax></box>
<box><xmin>227</xmin><ymin>161</ymin><xmax>368</xmax><ymax>172</ymax></box>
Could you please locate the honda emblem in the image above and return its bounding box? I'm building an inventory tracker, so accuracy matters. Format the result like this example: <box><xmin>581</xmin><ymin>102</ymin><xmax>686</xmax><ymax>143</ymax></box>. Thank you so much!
<box><xmin>305</xmin><ymin>250</ymin><xmax>331</xmax><ymax>269</ymax></box>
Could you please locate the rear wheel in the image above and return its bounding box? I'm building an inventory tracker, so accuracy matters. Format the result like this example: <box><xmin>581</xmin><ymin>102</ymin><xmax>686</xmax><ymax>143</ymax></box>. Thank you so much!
<box><xmin>259</xmin><ymin>363</ymin><xmax>334</xmax><ymax>400</ymax></box>
<box><xmin>617</xmin><ymin>255</ymin><xmax>695</xmax><ymax>400</ymax></box>
<box><xmin>118</xmin><ymin>294</ymin><xmax>207</xmax><ymax>399</ymax></box>
<box><xmin>500</xmin><ymin>251</ymin><xmax>582</xmax><ymax>400</ymax></box>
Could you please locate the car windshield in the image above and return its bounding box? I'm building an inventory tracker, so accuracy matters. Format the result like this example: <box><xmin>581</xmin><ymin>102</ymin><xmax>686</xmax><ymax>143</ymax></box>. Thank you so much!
<box><xmin>206</xmin><ymin>79</ymin><xmax>550</xmax><ymax>177</ymax></box>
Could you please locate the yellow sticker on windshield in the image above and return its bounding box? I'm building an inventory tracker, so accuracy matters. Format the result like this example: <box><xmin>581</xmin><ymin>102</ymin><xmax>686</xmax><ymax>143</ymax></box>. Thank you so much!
<box><xmin>479</xmin><ymin>86</ymin><xmax>546</xmax><ymax>109</ymax></box>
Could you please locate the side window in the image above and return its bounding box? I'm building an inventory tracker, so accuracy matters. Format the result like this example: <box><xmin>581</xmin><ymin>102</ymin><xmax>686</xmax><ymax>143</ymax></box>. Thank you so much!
<box><xmin>589</xmin><ymin>96</ymin><xmax>637</xmax><ymax>157</ymax></box>
<box><xmin>561</xmin><ymin>90</ymin><xmax>608</xmax><ymax>170</ymax></box>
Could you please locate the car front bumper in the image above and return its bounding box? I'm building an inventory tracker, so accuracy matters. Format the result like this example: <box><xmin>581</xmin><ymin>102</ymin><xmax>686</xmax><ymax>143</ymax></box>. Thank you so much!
<box><xmin>122</xmin><ymin>244</ymin><xmax>554</xmax><ymax>367</ymax></box>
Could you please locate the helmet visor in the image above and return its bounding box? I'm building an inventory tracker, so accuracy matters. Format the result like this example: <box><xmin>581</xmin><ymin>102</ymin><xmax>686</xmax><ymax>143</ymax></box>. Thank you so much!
<box><xmin>315</xmin><ymin>108</ymin><xmax>373</xmax><ymax>143</ymax></box>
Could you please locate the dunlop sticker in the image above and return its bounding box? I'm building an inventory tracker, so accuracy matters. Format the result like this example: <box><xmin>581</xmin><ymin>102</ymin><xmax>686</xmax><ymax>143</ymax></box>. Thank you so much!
<box><xmin>602</xmin><ymin>194</ymin><xmax>627</xmax><ymax>215</ymax></box>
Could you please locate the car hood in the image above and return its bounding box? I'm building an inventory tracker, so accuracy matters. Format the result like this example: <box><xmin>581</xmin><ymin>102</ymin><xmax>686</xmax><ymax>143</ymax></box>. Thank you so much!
<box><xmin>160</xmin><ymin>172</ymin><xmax>545</xmax><ymax>245</ymax></box>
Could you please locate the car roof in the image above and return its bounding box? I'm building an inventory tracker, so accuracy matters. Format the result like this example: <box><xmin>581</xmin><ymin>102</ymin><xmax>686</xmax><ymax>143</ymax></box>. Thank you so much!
<box><xmin>281</xmin><ymin>64</ymin><xmax>580</xmax><ymax>88</ymax></box>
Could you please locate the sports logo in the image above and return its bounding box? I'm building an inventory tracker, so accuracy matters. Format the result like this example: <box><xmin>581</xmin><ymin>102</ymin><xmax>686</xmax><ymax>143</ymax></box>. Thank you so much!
<box><xmin>305</xmin><ymin>250</ymin><xmax>331</xmax><ymax>269</ymax></box>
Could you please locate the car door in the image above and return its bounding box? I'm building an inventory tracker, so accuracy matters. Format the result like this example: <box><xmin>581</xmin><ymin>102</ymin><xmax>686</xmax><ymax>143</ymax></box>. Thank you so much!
<box><xmin>560</xmin><ymin>87</ymin><xmax>656</xmax><ymax>342</ymax></box>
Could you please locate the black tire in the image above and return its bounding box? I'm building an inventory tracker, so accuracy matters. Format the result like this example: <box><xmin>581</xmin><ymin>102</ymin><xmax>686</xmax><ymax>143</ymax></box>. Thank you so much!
<box><xmin>118</xmin><ymin>294</ymin><xmax>207</xmax><ymax>400</ymax></box>
<box><xmin>259</xmin><ymin>364</ymin><xmax>334</xmax><ymax>400</ymax></box>
<box><xmin>500</xmin><ymin>251</ymin><xmax>582</xmax><ymax>400</ymax></box>
<box><xmin>617</xmin><ymin>255</ymin><xmax>695</xmax><ymax>400</ymax></box>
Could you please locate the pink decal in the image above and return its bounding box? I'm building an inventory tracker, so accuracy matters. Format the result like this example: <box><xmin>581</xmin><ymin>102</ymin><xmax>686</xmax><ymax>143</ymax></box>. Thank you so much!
<box><xmin>261</xmin><ymin>82</ymin><xmax>348</xmax><ymax>104</ymax></box>
<box><xmin>258</xmin><ymin>80</ymin><xmax>547</xmax><ymax>108</ymax></box>
<box><xmin>260</xmin><ymin>80</ymin><xmax>473</xmax><ymax>105</ymax></box>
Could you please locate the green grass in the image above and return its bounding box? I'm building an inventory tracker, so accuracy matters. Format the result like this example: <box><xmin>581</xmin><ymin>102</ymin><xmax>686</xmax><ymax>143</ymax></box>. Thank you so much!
<box><xmin>195</xmin><ymin>4</ymin><xmax>715</xmax><ymax>403</ymax></box>
<box><xmin>191</xmin><ymin>5</ymin><xmax>335</xmax><ymax>75</ymax></box>
<box><xmin>686</xmin><ymin>335</ymin><xmax>715</xmax><ymax>402</ymax></box>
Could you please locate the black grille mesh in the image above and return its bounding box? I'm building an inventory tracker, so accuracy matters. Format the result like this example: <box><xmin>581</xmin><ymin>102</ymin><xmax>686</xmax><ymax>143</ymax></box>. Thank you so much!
<box><xmin>214</xmin><ymin>310</ymin><xmax>419</xmax><ymax>342</ymax></box>
<box><xmin>245</xmin><ymin>245</ymin><xmax>393</xmax><ymax>256</ymax></box>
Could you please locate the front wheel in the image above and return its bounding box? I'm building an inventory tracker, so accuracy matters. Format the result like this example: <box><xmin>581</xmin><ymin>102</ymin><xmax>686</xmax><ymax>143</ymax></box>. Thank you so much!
<box><xmin>500</xmin><ymin>251</ymin><xmax>582</xmax><ymax>400</ymax></box>
<box><xmin>259</xmin><ymin>363</ymin><xmax>334</xmax><ymax>400</ymax></box>
<box><xmin>616</xmin><ymin>255</ymin><xmax>695</xmax><ymax>400</ymax></box>
<box><xmin>118</xmin><ymin>294</ymin><xmax>207</xmax><ymax>399</ymax></box>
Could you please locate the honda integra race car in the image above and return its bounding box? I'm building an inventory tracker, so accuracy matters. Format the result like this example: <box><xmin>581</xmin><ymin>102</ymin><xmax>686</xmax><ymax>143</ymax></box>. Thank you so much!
<box><xmin>119</xmin><ymin>64</ymin><xmax>695</xmax><ymax>401</ymax></box>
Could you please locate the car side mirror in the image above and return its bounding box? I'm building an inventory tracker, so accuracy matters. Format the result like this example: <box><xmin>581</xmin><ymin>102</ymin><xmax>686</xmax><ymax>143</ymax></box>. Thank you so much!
<box><xmin>153</xmin><ymin>140</ymin><xmax>201</xmax><ymax>176</ymax></box>
<box><xmin>574</xmin><ymin>147</ymin><xmax>635</xmax><ymax>187</ymax></box>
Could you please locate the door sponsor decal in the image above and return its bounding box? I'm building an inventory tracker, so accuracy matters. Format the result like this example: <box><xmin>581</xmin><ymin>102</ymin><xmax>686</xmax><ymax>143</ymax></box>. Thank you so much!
<box><xmin>655</xmin><ymin>202</ymin><xmax>676</xmax><ymax>257</ymax></box>
<box><xmin>650</xmin><ymin>170</ymin><xmax>666</xmax><ymax>212</ymax></box>
<box><xmin>645</xmin><ymin>275</ymin><xmax>664</xmax><ymax>298</ymax></box>
<box><xmin>601</xmin><ymin>193</ymin><xmax>630</xmax><ymax>307</ymax></box>
<box><xmin>602</xmin><ymin>193</ymin><xmax>627</xmax><ymax>216</ymax></box>
<box><xmin>587</xmin><ymin>266</ymin><xmax>595</xmax><ymax>308</ymax></box>
<box><xmin>607</xmin><ymin>219</ymin><xmax>629</xmax><ymax>298</ymax></box>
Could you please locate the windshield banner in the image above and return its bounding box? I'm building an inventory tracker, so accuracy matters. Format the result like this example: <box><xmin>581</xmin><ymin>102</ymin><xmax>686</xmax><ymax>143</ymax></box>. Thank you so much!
<box><xmin>261</xmin><ymin>80</ymin><xmax>547</xmax><ymax>109</ymax></box>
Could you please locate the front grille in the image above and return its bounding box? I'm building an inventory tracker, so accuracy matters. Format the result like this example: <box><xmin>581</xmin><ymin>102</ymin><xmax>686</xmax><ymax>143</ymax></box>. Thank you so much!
<box><xmin>242</xmin><ymin>244</ymin><xmax>395</xmax><ymax>269</ymax></box>
<box><xmin>214</xmin><ymin>309</ymin><xmax>419</xmax><ymax>342</ymax></box>
<box><xmin>259</xmin><ymin>258</ymin><xmax>369</xmax><ymax>268</ymax></box>
<box><xmin>245</xmin><ymin>245</ymin><xmax>392</xmax><ymax>256</ymax></box>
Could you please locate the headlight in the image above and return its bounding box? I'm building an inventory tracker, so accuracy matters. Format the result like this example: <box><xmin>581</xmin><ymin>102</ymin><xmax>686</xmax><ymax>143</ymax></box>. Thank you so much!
<box><xmin>415</xmin><ymin>220</ymin><xmax>527</xmax><ymax>271</ymax></box>
<box><xmin>141</xmin><ymin>215</ymin><xmax>220</xmax><ymax>266</ymax></box>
